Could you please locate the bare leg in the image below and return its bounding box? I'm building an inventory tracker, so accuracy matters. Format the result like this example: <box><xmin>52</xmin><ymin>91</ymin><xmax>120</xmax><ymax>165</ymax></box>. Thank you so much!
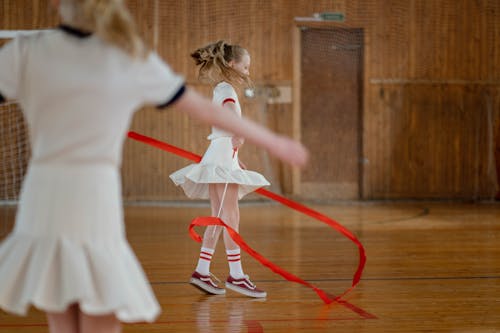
<box><xmin>47</xmin><ymin>303</ymin><xmax>79</xmax><ymax>333</ymax></box>
<box><xmin>218</xmin><ymin>183</ymin><xmax>240</xmax><ymax>251</ymax></box>
<box><xmin>80</xmin><ymin>310</ymin><xmax>121</xmax><ymax>333</ymax></box>
<box><xmin>200</xmin><ymin>184</ymin><xmax>225</xmax><ymax>249</ymax></box>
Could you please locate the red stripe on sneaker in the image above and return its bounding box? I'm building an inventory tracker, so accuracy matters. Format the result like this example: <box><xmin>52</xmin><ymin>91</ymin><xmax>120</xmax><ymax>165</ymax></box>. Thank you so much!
<box><xmin>222</xmin><ymin>98</ymin><xmax>236</xmax><ymax>105</ymax></box>
<box><xmin>232</xmin><ymin>279</ymin><xmax>256</xmax><ymax>290</ymax></box>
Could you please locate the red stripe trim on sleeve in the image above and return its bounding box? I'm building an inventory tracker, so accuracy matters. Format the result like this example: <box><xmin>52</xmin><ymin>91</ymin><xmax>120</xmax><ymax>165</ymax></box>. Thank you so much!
<box><xmin>222</xmin><ymin>98</ymin><xmax>236</xmax><ymax>105</ymax></box>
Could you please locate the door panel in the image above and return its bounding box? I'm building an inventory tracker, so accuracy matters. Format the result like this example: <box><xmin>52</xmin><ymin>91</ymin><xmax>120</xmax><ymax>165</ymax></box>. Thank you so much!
<box><xmin>300</xmin><ymin>28</ymin><xmax>363</xmax><ymax>200</ymax></box>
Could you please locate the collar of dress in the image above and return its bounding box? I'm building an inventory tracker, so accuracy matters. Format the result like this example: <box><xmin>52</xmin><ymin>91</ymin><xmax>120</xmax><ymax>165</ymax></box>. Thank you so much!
<box><xmin>58</xmin><ymin>24</ymin><xmax>93</xmax><ymax>38</ymax></box>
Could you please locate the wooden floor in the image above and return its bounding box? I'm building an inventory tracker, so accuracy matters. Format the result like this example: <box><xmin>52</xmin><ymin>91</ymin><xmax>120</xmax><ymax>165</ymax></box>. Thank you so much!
<box><xmin>0</xmin><ymin>201</ymin><xmax>499</xmax><ymax>332</ymax></box>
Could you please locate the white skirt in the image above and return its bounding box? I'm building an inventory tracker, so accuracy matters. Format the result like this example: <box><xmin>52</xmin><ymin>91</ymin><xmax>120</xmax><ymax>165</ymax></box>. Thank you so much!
<box><xmin>170</xmin><ymin>137</ymin><xmax>270</xmax><ymax>199</ymax></box>
<box><xmin>0</xmin><ymin>163</ymin><xmax>160</xmax><ymax>322</ymax></box>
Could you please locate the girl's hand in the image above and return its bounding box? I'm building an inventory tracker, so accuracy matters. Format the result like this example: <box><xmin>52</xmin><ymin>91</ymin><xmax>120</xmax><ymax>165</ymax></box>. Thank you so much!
<box><xmin>232</xmin><ymin>136</ymin><xmax>245</xmax><ymax>150</ymax></box>
<box><xmin>269</xmin><ymin>135</ymin><xmax>309</xmax><ymax>167</ymax></box>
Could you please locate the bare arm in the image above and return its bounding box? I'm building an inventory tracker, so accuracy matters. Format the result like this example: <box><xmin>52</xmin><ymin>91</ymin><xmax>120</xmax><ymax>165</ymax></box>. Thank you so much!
<box><xmin>173</xmin><ymin>88</ymin><xmax>308</xmax><ymax>167</ymax></box>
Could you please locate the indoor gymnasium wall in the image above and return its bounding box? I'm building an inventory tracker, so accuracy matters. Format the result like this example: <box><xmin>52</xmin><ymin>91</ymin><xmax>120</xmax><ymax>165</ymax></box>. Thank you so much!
<box><xmin>363</xmin><ymin>1</ymin><xmax>500</xmax><ymax>199</ymax></box>
<box><xmin>124</xmin><ymin>0</ymin><xmax>500</xmax><ymax>201</ymax></box>
<box><xmin>0</xmin><ymin>1</ymin><xmax>498</xmax><ymax>201</ymax></box>
<box><xmin>122</xmin><ymin>0</ymin><xmax>361</xmax><ymax>201</ymax></box>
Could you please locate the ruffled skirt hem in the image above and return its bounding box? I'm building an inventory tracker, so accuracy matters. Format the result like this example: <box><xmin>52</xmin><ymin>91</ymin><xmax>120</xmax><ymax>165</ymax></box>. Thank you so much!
<box><xmin>0</xmin><ymin>232</ymin><xmax>160</xmax><ymax>323</ymax></box>
<box><xmin>170</xmin><ymin>163</ymin><xmax>269</xmax><ymax>199</ymax></box>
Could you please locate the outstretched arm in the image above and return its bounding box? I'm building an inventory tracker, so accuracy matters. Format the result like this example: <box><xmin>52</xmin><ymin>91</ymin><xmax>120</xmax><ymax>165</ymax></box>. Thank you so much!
<box><xmin>173</xmin><ymin>88</ymin><xmax>308</xmax><ymax>168</ymax></box>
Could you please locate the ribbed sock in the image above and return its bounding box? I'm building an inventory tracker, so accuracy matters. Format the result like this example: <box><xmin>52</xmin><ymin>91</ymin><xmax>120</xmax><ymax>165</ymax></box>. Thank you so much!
<box><xmin>226</xmin><ymin>248</ymin><xmax>245</xmax><ymax>279</ymax></box>
<box><xmin>195</xmin><ymin>247</ymin><xmax>215</xmax><ymax>276</ymax></box>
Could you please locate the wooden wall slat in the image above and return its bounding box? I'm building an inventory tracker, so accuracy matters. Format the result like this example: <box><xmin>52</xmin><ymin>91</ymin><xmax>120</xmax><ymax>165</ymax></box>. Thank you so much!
<box><xmin>1</xmin><ymin>0</ymin><xmax>499</xmax><ymax>201</ymax></box>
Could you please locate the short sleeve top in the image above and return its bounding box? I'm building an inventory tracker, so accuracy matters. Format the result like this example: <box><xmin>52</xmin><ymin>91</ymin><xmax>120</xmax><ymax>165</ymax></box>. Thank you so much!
<box><xmin>208</xmin><ymin>81</ymin><xmax>241</xmax><ymax>140</ymax></box>
<box><xmin>0</xmin><ymin>26</ymin><xmax>185</xmax><ymax>166</ymax></box>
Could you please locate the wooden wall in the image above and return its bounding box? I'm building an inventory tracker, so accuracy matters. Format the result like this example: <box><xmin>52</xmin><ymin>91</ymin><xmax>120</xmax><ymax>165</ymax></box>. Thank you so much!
<box><xmin>0</xmin><ymin>0</ymin><xmax>499</xmax><ymax>201</ymax></box>
<box><xmin>363</xmin><ymin>0</ymin><xmax>500</xmax><ymax>199</ymax></box>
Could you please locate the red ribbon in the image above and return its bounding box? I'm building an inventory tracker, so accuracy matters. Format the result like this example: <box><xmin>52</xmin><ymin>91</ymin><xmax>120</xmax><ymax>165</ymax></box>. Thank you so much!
<box><xmin>127</xmin><ymin>131</ymin><xmax>366</xmax><ymax>303</ymax></box>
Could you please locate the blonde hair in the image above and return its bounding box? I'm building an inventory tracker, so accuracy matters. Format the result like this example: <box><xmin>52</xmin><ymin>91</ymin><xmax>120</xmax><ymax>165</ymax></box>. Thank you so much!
<box><xmin>60</xmin><ymin>0</ymin><xmax>146</xmax><ymax>58</ymax></box>
<box><xmin>191</xmin><ymin>40</ymin><xmax>250</xmax><ymax>87</ymax></box>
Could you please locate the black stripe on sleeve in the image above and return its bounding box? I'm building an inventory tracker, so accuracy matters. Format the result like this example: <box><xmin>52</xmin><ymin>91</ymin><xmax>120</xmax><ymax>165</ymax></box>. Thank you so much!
<box><xmin>156</xmin><ymin>85</ymin><xmax>186</xmax><ymax>110</ymax></box>
<box><xmin>0</xmin><ymin>93</ymin><xmax>5</xmax><ymax>104</ymax></box>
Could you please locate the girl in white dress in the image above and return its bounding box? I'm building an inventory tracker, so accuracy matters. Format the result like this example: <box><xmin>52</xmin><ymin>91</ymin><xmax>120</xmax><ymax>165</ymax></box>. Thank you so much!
<box><xmin>0</xmin><ymin>2</ymin><xmax>308</xmax><ymax>333</ymax></box>
<box><xmin>170</xmin><ymin>41</ymin><xmax>269</xmax><ymax>298</ymax></box>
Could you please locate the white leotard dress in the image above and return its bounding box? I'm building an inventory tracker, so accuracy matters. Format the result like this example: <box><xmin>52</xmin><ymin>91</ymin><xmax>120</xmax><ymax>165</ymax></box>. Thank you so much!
<box><xmin>170</xmin><ymin>82</ymin><xmax>269</xmax><ymax>199</ymax></box>
<box><xmin>0</xmin><ymin>26</ymin><xmax>185</xmax><ymax>322</ymax></box>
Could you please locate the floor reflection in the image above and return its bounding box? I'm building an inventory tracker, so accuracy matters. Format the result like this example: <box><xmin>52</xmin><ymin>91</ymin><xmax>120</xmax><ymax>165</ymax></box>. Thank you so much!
<box><xmin>193</xmin><ymin>295</ymin><xmax>266</xmax><ymax>332</ymax></box>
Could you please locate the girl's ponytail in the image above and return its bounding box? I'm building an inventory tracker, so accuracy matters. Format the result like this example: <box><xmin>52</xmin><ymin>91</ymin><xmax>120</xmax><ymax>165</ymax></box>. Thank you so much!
<box><xmin>191</xmin><ymin>40</ymin><xmax>250</xmax><ymax>86</ymax></box>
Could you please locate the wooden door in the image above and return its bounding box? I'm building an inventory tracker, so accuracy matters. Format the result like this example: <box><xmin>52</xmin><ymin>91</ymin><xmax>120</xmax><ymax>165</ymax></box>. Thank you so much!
<box><xmin>299</xmin><ymin>27</ymin><xmax>363</xmax><ymax>200</ymax></box>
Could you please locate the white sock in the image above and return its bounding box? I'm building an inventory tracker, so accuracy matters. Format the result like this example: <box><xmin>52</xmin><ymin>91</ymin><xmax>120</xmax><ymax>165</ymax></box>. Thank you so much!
<box><xmin>195</xmin><ymin>247</ymin><xmax>214</xmax><ymax>276</ymax></box>
<box><xmin>226</xmin><ymin>248</ymin><xmax>245</xmax><ymax>279</ymax></box>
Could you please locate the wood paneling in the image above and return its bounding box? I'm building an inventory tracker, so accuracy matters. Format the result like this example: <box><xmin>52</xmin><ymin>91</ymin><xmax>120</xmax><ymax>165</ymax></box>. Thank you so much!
<box><xmin>0</xmin><ymin>0</ymin><xmax>57</xmax><ymax>30</ymax></box>
<box><xmin>365</xmin><ymin>85</ymin><xmax>499</xmax><ymax>199</ymax></box>
<box><xmin>363</xmin><ymin>0</ymin><xmax>500</xmax><ymax>199</ymax></box>
<box><xmin>125</xmin><ymin>0</ymin><xmax>500</xmax><ymax>200</ymax></box>
<box><xmin>121</xmin><ymin>0</ymin><xmax>355</xmax><ymax>201</ymax></box>
<box><xmin>0</xmin><ymin>0</ymin><xmax>499</xmax><ymax>201</ymax></box>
